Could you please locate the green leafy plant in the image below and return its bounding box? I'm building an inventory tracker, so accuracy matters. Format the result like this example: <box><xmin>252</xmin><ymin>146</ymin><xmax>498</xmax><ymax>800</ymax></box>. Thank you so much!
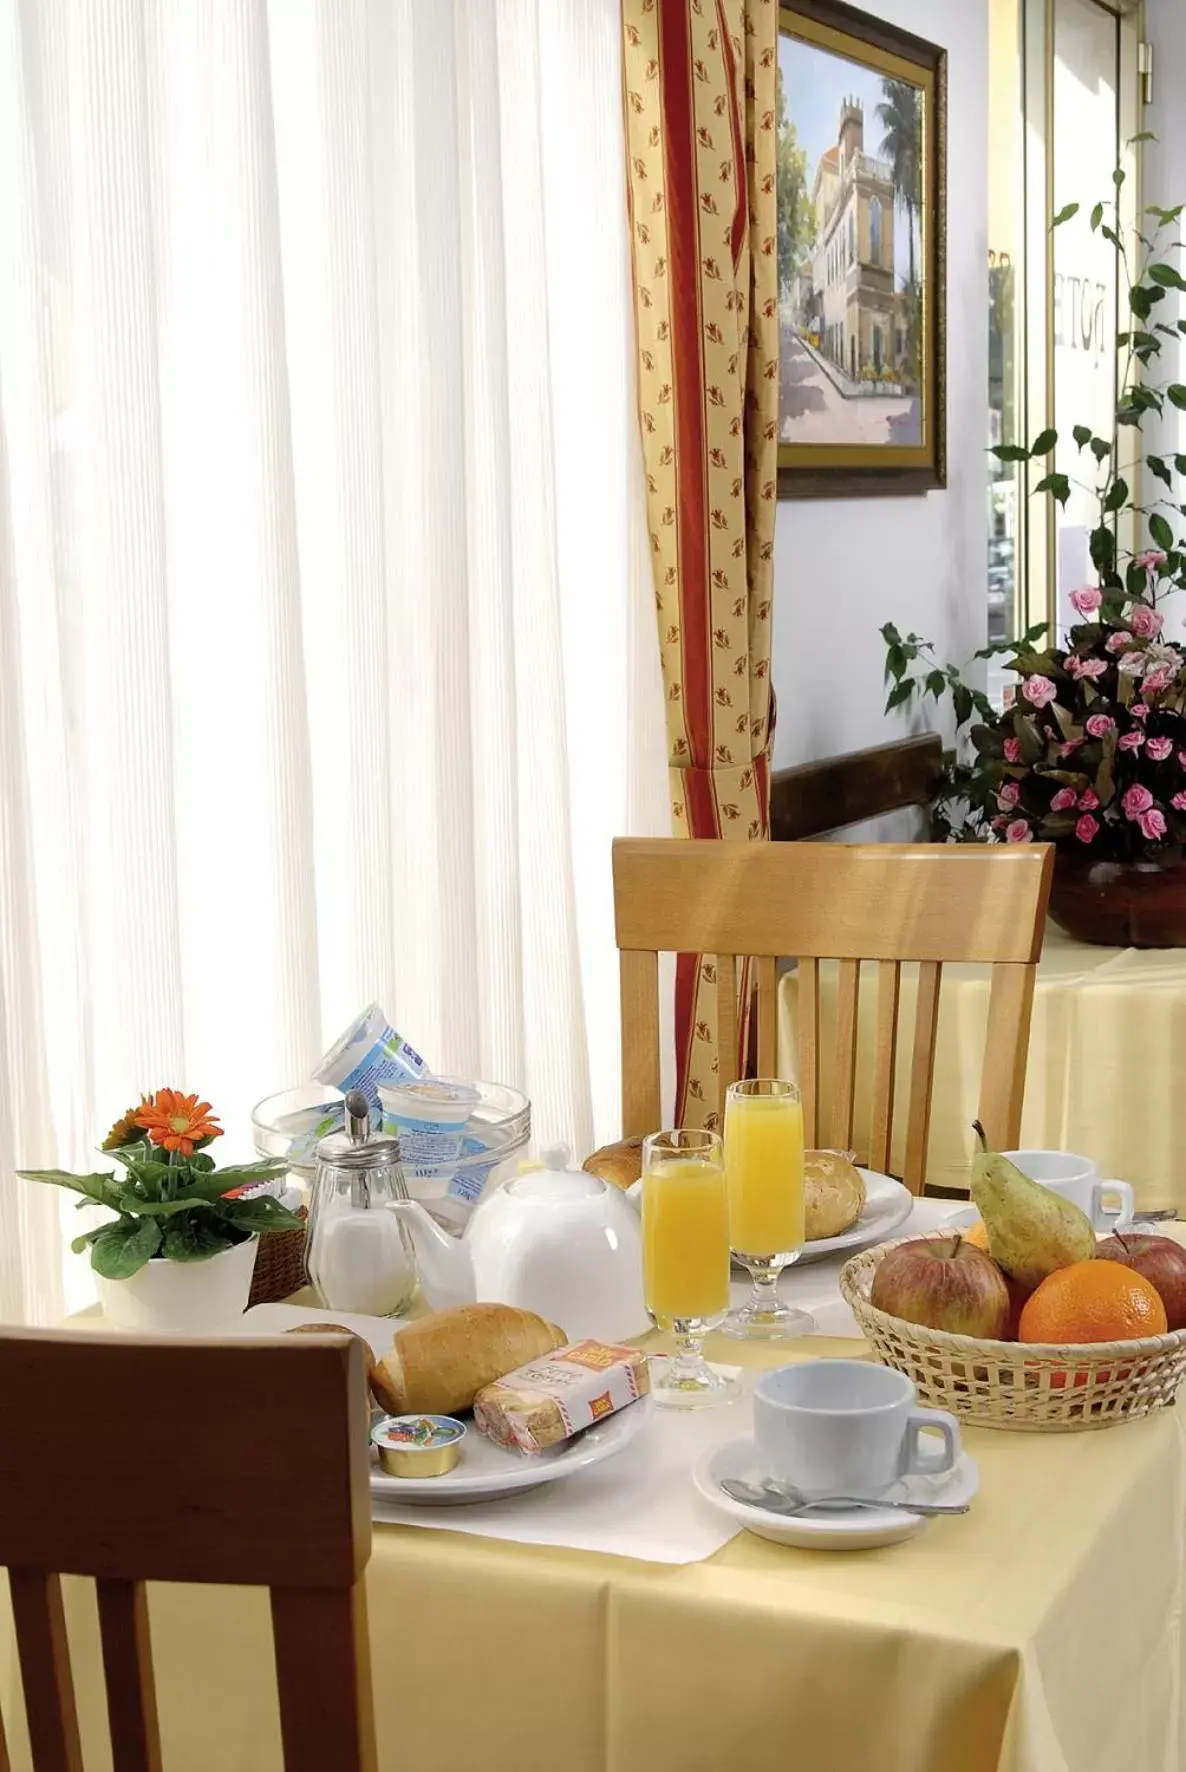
<box><xmin>19</xmin><ymin>1087</ymin><xmax>302</xmax><ymax>1280</ymax></box>
<box><xmin>882</xmin><ymin>144</ymin><xmax>1186</xmax><ymax>863</ymax></box>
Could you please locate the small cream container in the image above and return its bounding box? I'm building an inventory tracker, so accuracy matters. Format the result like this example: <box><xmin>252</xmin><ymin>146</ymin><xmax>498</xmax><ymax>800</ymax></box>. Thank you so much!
<box><xmin>371</xmin><ymin>1413</ymin><xmax>466</xmax><ymax>1478</ymax></box>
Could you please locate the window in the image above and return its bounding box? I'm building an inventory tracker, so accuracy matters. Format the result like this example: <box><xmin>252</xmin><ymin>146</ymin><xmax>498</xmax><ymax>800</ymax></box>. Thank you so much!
<box><xmin>870</xmin><ymin>196</ymin><xmax>883</xmax><ymax>267</ymax></box>
<box><xmin>848</xmin><ymin>209</ymin><xmax>856</xmax><ymax>266</ymax></box>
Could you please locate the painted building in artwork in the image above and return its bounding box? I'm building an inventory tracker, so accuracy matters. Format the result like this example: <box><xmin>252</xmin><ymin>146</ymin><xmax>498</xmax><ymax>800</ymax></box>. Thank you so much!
<box><xmin>804</xmin><ymin>99</ymin><xmax>905</xmax><ymax>383</ymax></box>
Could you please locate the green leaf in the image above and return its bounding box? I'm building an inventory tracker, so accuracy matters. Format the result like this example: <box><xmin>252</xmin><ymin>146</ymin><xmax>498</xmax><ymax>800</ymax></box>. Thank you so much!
<box><xmin>885</xmin><ymin>679</ymin><xmax>915</xmax><ymax>713</ymax></box>
<box><xmin>1089</xmin><ymin>203</ymin><xmax>1104</xmax><ymax>231</ymax></box>
<box><xmin>1072</xmin><ymin>424</ymin><xmax>1093</xmax><ymax>450</ymax></box>
<box><xmin>1149</xmin><ymin>263</ymin><xmax>1186</xmax><ymax>292</ymax></box>
<box><xmin>951</xmin><ymin>684</ymin><xmax>974</xmax><ymax>728</ymax></box>
<box><xmin>1034</xmin><ymin>472</ymin><xmax>1071</xmax><ymax>506</ymax></box>
<box><xmin>1130</xmin><ymin>286</ymin><xmax>1154</xmax><ymax>320</ymax></box>
<box><xmin>113</xmin><ymin>1191</ymin><xmax>203</xmax><ymax>1218</ymax></box>
<box><xmin>1147</xmin><ymin>456</ymin><xmax>1174</xmax><ymax>489</ymax></box>
<box><xmin>1089</xmin><ymin>438</ymin><xmax>1112</xmax><ymax>463</ymax></box>
<box><xmin>70</xmin><ymin>1229</ymin><xmax>105</xmax><ymax>1255</ymax></box>
<box><xmin>1103</xmin><ymin>477</ymin><xmax>1129</xmax><ymax>513</ymax></box>
<box><xmin>160</xmin><ymin>1214</ymin><xmax>237</xmax><ymax>1263</ymax></box>
<box><xmin>1051</xmin><ymin>202</ymin><xmax>1079</xmax><ymax>229</ymax></box>
<box><xmin>1175</xmin><ymin>456</ymin><xmax>1186</xmax><ymax>477</ymax></box>
<box><xmin>991</xmin><ymin>444</ymin><xmax>1030</xmax><ymax>463</ymax></box>
<box><xmin>221</xmin><ymin>1196</ymin><xmax>304</xmax><ymax>1235</ymax></box>
<box><xmin>90</xmin><ymin>1217</ymin><xmax>162</xmax><ymax>1280</ymax></box>
<box><xmin>1150</xmin><ymin>512</ymin><xmax>1175</xmax><ymax>550</ymax></box>
<box><xmin>1101</xmin><ymin>224</ymin><xmax>1120</xmax><ymax>249</ymax></box>
<box><xmin>1090</xmin><ymin>525</ymin><xmax>1116</xmax><ymax>571</ymax></box>
<box><xmin>18</xmin><ymin>1168</ymin><xmax>120</xmax><ymax>1206</ymax></box>
<box><xmin>203</xmin><ymin>1161</ymin><xmax>289</xmax><ymax>1191</ymax></box>
<box><xmin>1030</xmin><ymin>427</ymin><xmax>1058</xmax><ymax>456</ymax></box>
<box><xmin>1113</xmin><ymin>167</ymin><xmax>1126</xmax><ymax>188</ymax></box>
<box><xmin>924</xmin><ymin>669</ymin><xmax>946</xmax><ymax>698</ymax></box>
<box><xmin>1115</xmin><ymin>406</ymin><xmax>1143</xmax><ymax>426</ymax></box>
<box><xmin>1169</xmin><ymin>386</ymin><xmax>1186</xmax><ymax>411</ymax></box>
<box><xmin>1129</xmin><ymin>133</ymin><xmax>1158</xmax><ymax>147</ymax></box>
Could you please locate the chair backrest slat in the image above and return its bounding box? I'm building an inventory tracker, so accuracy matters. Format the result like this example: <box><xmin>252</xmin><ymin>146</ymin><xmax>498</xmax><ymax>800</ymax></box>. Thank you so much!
<box><xmin>96</xmin><ymin>1578</ymin><xmax>162</xmax><ymax>1772</ymax></box>
<box><xmin>868</xmin><ymin>960</ymin><xmax>902</xmax><ymax>1175</ymax></box>
<box><xmin>9</xmin><ymin>1570</ymin><xmax>83</xmax><ymax>1772</ymax></box>
<box><xmin>0</xmin><ymin>1334</ymin><xmax>375</xmax><ymax>1772</ymax></box>
<box><xmin>754</xmin><ymin>956</ymin><xmax>777</xmax><ymax>1078</ymax></box>
<box><xmin>613</xmin><ymin>840</ymin><xmax>1052</xmax><ymax>1190</ymax></box>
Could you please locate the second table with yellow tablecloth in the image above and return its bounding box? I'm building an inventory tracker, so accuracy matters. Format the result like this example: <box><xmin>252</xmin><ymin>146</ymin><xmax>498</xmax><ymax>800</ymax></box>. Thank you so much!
<box><xmin>778</xmin><ymin>923</ymin><xmax>1186</xmax><ymax>1202</ymax></box>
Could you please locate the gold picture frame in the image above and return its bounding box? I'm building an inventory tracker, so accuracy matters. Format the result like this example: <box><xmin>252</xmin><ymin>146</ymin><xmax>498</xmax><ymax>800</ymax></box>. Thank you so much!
<box><xmin>777</xmin><ymin>0</ymin><xmax>946</xmax><ymax>498</ymax></box>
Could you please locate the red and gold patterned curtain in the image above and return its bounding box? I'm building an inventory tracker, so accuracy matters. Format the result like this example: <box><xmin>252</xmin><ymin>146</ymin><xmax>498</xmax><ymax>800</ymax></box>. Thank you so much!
<box><xmin>622</xmin><ymin>0</ymin><xmax>778</xmax><ymax>1127</ymax></box>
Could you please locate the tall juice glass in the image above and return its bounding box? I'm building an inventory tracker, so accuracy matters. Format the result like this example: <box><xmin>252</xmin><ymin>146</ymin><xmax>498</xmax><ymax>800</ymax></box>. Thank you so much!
<box><xmin>642</xmin><ymin>1129</ymin><xmax>740</xmax><ymax>1409</ymax></box>
<box><xmin>722</xmin><ymin>1079</ymin><xmax>814</xmax><ymax>1340</ymax></box>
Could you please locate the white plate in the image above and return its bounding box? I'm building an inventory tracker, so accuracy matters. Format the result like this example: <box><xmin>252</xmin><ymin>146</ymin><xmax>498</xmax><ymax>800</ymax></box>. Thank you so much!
<box><xmin>692</xmin><ymin>1435</ymin><xmax>979</xmax><ymax>1550</ymax></box>
<box><xmin>370</xmin><ymin>1396</ymin><xmax>654</xmax><ymax>1506</ymax></box>
<box><xmin>242</xmin><ymin>1301</ymin><xmax>406</xmax><ymax>1357</ymax></box>
<box><xmin>793</xmin><ymin>1168</ymin><xmax>913</xmax><ymax>1265</ymax></box>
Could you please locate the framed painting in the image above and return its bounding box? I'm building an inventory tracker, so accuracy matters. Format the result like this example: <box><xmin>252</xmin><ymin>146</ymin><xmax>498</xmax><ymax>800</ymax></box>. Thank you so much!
<box><xmin>777</xmin><ymin>0</ymin><xmax>946</xmax><ymax>498</ymax></box>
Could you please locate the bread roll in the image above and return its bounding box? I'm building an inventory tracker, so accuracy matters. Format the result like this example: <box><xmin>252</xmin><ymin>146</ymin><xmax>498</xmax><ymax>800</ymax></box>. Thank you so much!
<box><xmin>375</xmin><ymin>1303</ymin><xmax>566</xmax><ymax>1417</ymax></box>
<box><xmin>583</xmin><ymin>1137</ymin><xmax>645</xmax><ymax>1191</ymax></box>
<box><xmin>285</xmin><ymin>1323</ymin><xmax>379</xmax><ymax>1427</ymax></box>
<box><xmin>804</xmin><ymin>1150</ymin><xmax>866</xmax><ymax>1241</ymax></box>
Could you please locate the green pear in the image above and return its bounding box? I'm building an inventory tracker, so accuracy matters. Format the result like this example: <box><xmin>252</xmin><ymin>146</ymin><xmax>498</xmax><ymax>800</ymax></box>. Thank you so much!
<box><xmin>970</xmin><ymin>1123</ymin><xmax>1096</xmax><ymax>1291</ymax></box>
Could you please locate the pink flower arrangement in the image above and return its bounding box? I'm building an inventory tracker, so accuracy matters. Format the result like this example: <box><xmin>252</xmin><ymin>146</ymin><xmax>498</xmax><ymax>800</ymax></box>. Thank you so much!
<box><xmin>1128</xmin><ymin>604</ymin><xmax>1164</xmax><ymax>638</ymax></box>
<box><xmin>997</xmin><ymin>781</ymin><xmax>1020</xmax><ymax>809</ymax></box>
<box><xmin>1173</xmin><ymin>792</ymin><xmax>1186</xmax><ymax>812</ymax></box>
<box><xmin>1122</xmin><ymin>784</ymin><xmax>1154</xmax><ymax>818</ymax></box>
<box><xmin>1118</xmin><ymin>731</ymin><xmax>1145</xmax><ymax>752</ymax></box>
<box><xmin>1049</xmin><ymin>787</ymin><xmax>1078</xmax><ymax>812</ymax></box>
<box><xmin>1002</xmin><ymin>737</ymin><xmax>1021</xmax><ymax>763</ymax></box>
<box><xmin>1139</xmin><ymin>808</ymin><xmax>1168</xmax><ymax>842</ymax></box>
<box><xmin>1132</xmin><ymin>703</ymin><xmax>1150</xmax><ymax>720</ymax></box>
<box><xmin>1085</xmin><ymin>714</ymin><xmax>1114</xmax><ymax>738</ymax></box>
<box><xmin>1135</xmin><ymin>550</ymin><xmax>1167</xmax><ymax>571</ymax></box>
<box><xmin>1105</xmin><ymin>630</ymin><xmax>1131</xmax><ymax>654</ymax></box>
<box><xmin>1067</xmin><ymin>655</ymin><xmax>1108</xmax><ymax>681</ymax></box>
<box><xmin>1005</xmin><ymin>819</ymin><xmax>1032</xmax><ymax>844</ymax></box>
<box><xmin>1146</xmin><ymin>736</ymin><xmax>1174</xmax><ymax>761</ymax></box>
<box><xmin>1078</xmin><ymin>788</ymin><xmax>1099</xmax><ymax>811</ymax></box>
<box><xmin>1069</xmin><ymin>586</ymin><xmax>1102</xmax><ymax>615</ymax></box>
<box><xmin>1075</xmin><ymin>814</ymin><xmax>1100</xmax><ymax>844</ymax></box>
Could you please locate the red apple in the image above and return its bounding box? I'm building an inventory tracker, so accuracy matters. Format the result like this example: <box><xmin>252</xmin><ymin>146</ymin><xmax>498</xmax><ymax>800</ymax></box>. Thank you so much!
<box><xmin>1096</xmin><ymin>1233</ymin><xmax>1186</xmax><ymax>1331</ymax></box>
<box><xmin>871</xmin><ymin>1236</ymin><xmax>1010</xmax><ymax>1339</ymax></box>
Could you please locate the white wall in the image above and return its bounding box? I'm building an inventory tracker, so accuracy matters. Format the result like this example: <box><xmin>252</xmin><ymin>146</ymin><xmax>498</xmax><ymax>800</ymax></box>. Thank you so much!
<box><xmin>1142</xmin><ymin>0</ymin><xmax>1186</xmax><ymax>524</ymax></box>
<box><xmin>771</xmin><ymin>0</ymin><xmax>989</xmax><ymax>771</ymax></box>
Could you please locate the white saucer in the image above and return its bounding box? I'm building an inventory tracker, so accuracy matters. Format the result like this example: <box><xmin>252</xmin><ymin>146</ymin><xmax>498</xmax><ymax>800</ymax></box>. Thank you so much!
<box><xmin>693</xmin><ymin>1435</ymin><xmax>979</xmax><ymax>1550</ymax></box>
<box><xmin>370</xmin><ymin>1396</ymin><xmax>653</xmax><ymax>1506</ymax></box>
<box><xmin>793</xmin><ymin>1168</ymin><xmax>913</xmax><ymax>1265</ymax></box>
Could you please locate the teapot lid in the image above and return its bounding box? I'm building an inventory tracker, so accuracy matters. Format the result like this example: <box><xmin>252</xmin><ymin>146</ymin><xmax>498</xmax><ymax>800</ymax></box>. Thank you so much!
<box><xmin>316</xmin><ymin>1089</ymin><xmax>403</xmax><ymax>1170</ymax></box>
<box><xmin>510</xmin><ymin>1142</ymin><xmax>604</xmax><ymax>1200</ymax></box>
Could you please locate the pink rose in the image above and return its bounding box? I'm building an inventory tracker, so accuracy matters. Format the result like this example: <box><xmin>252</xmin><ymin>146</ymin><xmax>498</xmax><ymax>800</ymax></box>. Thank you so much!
<box><xmin>1106</xmin><ymin>631</ymin><xmax>1130</xmax><ymax>654</ymax></box>
<box><xmin>1118</xmin><ymin>650</ymin><xmax>1148</xmax><ymax>678</ymax></box>
<box><xmin>1122</xmin><ymin>783</ymin><xmax>1154</xmax><ymax>818</ymax></box>
<box><xmin>992</xmin><ymin>814</ymin><xmax>1009</xmax><ymax>830</ymax></box>
<box><xmin>1069</xmin><ymin>586</ymin><xmax>1103</xmax><ymax>615</ymax></box>
<box><xmin>1078</xmin><ymin>788</ymin><xmax>1099</xmax><ymax>810</ymax></box>
<box><xmin>1049</xmin><ymin>787</ymin><xmax>1078</xmax><ymax>812</ymax></box>
<box><xmin>1179</xmin><ymin>751</ymin><xmax>1186</xmax><ymax>769</ymax></box>
<box><xmin>1147</xmin><ymin>736</ymin><xmax>1174</xmax><ymax>761</ymax></box>
<box><xmin>1143</xmin><ymin>666</ymin><xmax>1176</xmax><ymax>695</ymax></box>
<box><xmin>1067</xmin><ymin>655</ymin><xmax>1108</xmax><ymax>681</ymax></box>
<box><xmin>997</xmin><ymin>780</ymin><xmax>1020</xmax><ymax>809</ymax></box>
<box><xmin>1002</xmin><ymin>737</ymin><xmax>1021</xmax><ymax>763</ymax></box>
<box><xmin>1139</xmin><ymin>808</ymin><xmax>1168</xmax><ymax>842</ymax></box>
<box><xmin>1172</xmin><ymin>793</ymin><xmax>1186</xmax><ymax>812</ymax></box>
<box><xmin>1135</xmin><ymin>550</ymin><xmax>1167</xmax><ymax>570</ymax></box>
<box><xmin>1075</xmin><ymin>814</ymin><xmax>1100</xmax><ymax>844</ymax></box>
<box><xmin>1128</xmin><ymin>604</ymin><xmax>1164</xmax><ymax>638</ymax></box>
<box><xmin>1085</xmin><ymin>714</ymin><xmax>1115</xmax><ymax>738</ymax></box>
<box><xmin>1132</xmin><ymin>703</ymin><xmax>1150</xmax><ymax>720</ymax></box>
<box><xmin>1022</xmin><ymin>674</ymin><xmax>1058</xmax><ymax>708</ymax></box>
<box><xmin>1005</xmin><ymin>819</ymin><xmax>1032</xmax><ymax>844</ymax></box>
<box><xmin>1118</xmin><ymin>730</ymin><xmax>1145</xmax><ymax>752</ymax></box>
<box><xmin>1060</xmin><ymin>739</ymin><xmax>1085</xmax><ymax>758</ymax></box>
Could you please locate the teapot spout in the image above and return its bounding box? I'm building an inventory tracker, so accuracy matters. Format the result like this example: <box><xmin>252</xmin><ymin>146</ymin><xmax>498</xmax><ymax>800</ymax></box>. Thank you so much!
<box><xmin>388</xmin><ymin>1200</ymin><xmax>475</xmax><ymax>1312</ymax></box>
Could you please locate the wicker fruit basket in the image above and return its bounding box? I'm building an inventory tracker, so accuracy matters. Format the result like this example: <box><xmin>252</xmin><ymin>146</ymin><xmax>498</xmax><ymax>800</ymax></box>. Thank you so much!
<box><xmin>840</xmin><ymin>1235</ymin><xmax>1186</xmax><ymax>1432</ymax></box>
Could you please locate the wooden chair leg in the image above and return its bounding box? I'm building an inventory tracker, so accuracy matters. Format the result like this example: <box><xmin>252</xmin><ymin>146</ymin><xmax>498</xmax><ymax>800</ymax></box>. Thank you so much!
<box><xmin>271</xmin><ymin>1583</ymin><xmax>378</xmax><ymax>1772</ymax></box>
<box><xmin>9</xmin><ymin>1569</ymin><xmax>83</xmax><ymax>1772</ymax></box>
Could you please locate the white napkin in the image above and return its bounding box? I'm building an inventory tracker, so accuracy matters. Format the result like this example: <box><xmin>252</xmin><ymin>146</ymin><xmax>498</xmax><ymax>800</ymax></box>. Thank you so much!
<box><xmin>371</xmin><ymin>1366</ymin><xmax>750</xmax><ymax>1565</ymax></box>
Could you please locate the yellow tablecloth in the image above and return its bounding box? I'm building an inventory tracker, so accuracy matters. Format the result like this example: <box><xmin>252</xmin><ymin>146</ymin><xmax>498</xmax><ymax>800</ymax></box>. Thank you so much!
<box><xmin>3</xmin><ymin>1321</ymin><xmax>1186</xmax><ymax>1771</ymax></box>
<box><xmin>778</xmin><ymin>925</ymin><xmax>1186</xmax><ymax>1201</ymax></box>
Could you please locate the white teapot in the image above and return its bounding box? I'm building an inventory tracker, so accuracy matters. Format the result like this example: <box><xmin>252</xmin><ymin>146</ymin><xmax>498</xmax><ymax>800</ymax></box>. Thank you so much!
<box><xmin>389</xmin><ymin>1145</ymin><xmax>649</xmax><ymax>1343</ymax></box>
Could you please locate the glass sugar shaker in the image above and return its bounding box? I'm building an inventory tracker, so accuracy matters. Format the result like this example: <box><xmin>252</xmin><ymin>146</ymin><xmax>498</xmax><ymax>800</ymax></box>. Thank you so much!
<box><xmin>306</xmin><ymin>1090</ymin><xmax>418</xmax><ymax>1316</ymax></box>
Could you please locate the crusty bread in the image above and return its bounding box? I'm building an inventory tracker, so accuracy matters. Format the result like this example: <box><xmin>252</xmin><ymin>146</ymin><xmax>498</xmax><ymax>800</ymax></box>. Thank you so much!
<box><xmin>375</xmin><ymin>1303</ymin><xmax>566</xmax><ymax>1417</ymax></box>
<box><xmin>285</xmin><ymin>1323</ymin><xmax>380</xmax><ymax>1426</ymax></box>
<box><xmin>804</xmin><ymin>1150</ymin><xmax>866</xmax><ymax>1241</ymax></box>
<box><xmin>583</xmin><ymin>1137</ymin><xmax>645</xmax><ymax>1191</ymax></box>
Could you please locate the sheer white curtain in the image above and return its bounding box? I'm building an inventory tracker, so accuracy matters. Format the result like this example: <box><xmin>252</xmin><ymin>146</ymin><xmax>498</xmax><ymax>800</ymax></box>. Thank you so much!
<box><xmin>0</xmin><ymin>0</ymin><xmax>666</xmax><ymax>1324</ymax></box>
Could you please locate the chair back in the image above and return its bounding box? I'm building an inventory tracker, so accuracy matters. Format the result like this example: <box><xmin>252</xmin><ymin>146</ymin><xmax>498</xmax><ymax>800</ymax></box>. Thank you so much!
<box><xmin>770</xmin><ymin>735</ymin><xmax>944</xmax><ymax>841</ymax></box>
<box><xmin>613</xmin><ymin>839</ymin><xmax>1053</xmax><ymax>1192</ymax></box>
<box><xmin>0</xmin><ymin>1331</ymin><xmax>376</xmax><ymax>1772</ymax></box>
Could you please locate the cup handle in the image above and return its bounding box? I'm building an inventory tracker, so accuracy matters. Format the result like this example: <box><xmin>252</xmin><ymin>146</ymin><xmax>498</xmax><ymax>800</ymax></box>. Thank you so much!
<box><xmin>1090</xmin><ymin>1180</ymin><xmax>1135</xmax><ymax>1228</ymax></box>
<box><xmin>903</xmin><ymin>1408</ymin><xmax>961</xmax><ymax>1478</ymax></box>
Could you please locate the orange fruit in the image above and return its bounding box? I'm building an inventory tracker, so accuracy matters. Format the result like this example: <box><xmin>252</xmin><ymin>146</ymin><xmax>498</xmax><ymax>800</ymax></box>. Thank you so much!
<box><xmin>1018</xmin><ymin>1259</ymin><xmax>1168</xmax><ymax>1345</ymax></box>
<box><xmin>961</xmin><ymin>1219</ymin><xmax>990</xmax><ymax>1253</ymax></box>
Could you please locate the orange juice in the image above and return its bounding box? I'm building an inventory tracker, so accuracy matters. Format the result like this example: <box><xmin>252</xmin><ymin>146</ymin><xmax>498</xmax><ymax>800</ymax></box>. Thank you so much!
<box><xmin>643</xmin><ymin>1158</ymin><xmax>730</xmax><ymax>1326</ymax></box>
<box><xmin>725</xmin><ymin>1090</ymin><xmax>805</xmax><ymax>1254</ymax></box>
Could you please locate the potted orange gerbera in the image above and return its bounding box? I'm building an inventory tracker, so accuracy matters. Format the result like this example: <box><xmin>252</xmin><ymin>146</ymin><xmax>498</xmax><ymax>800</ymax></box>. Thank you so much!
<box><xmin>20</xmin><ymin>1088</ymin><xmax>303</xmax><ymax>1330</ymax></box>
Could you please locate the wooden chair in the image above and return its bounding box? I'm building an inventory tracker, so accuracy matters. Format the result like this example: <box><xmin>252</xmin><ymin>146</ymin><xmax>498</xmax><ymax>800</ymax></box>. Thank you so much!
<box><xmin>613</xmin><ymin>839</ymin><xmax>1053</xmax><ymax>1194</ymax></box>
<box><xmin>0</xmin><ymin>1331</ymin><xmax>376</xmax><ymax>1772</ymax></box>
<box><xmin>770</xmin><ymin>734</ymin><xmax>943</xmax><ymax>841</ymax></box>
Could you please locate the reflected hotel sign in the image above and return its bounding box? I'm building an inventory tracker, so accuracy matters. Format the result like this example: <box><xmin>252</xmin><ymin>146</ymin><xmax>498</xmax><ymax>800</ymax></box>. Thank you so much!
<box><xmin>1054</xmin><ymin>271</ymin><xmax>1107</xmax><ymax>362</ymax></box>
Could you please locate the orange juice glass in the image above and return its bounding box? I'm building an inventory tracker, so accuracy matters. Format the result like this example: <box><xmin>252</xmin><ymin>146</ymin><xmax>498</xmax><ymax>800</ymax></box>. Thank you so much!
<box><xmin>642</xmin><ymin>1129</ymin><xmax>740</xmax><ymax>1409</ymax></box>
<box><xmin>722</xmin><ymin>1079</ymin><xmax>815</xmax><ymax>1341</ymax></box>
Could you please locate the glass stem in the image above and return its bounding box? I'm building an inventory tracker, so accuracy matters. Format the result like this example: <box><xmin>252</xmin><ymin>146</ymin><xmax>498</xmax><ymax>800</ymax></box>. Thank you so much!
<box><xmin>748</xmin><ymin>1262</ymin><xmax>781</xmax><ymax>1315</ymax></box>
<box><xmin>670</xmin><ymin>1326</ymin><xmax>706</xmax><ymax>1382</ymax></box>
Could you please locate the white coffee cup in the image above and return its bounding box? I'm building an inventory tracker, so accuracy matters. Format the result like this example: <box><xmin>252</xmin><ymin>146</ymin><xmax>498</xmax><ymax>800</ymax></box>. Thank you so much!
<box><xmin>1002</xmin><ymin>1150</ymin><xmax>1134</xmax><ymax>1233</ymax></box>
<box><xmin>753</xmin><ymin>1360</ymin><xmax>961</xmax><ymax>1503</ymax></box>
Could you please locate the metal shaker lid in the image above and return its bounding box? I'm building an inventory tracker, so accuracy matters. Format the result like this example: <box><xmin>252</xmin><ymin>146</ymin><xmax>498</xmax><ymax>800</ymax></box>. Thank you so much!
<box><xmin>314</xmin><ymin>1089</ymin><xmax>403</xmax><ymax>1170</ymax></box>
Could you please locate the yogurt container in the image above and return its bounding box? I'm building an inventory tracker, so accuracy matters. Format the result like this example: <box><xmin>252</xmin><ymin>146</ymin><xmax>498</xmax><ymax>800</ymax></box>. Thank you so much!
<box><xmin>314</xmin><ymin>1003</ymin><xmax>431</xmax><ymax>1114</ymax></box>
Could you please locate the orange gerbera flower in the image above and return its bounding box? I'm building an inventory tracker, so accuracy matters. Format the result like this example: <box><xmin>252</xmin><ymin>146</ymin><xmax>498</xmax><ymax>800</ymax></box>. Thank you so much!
<box><xmin>135</xmin><ymin>1089</ymin><xmax>223</xmax><ymax>1157</ymax></box>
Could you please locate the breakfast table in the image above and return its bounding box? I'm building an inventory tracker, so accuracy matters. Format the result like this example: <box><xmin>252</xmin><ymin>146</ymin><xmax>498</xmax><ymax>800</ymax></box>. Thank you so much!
<box><xmin>4</xmin><ymin>1199</ymin><xmax>1185</xmax><ymax>1772</ymax></box>
<box><xmin>778</xmin><ymin>924</ymin><xmax>1186</xmax><ymax>1203</ymax></box>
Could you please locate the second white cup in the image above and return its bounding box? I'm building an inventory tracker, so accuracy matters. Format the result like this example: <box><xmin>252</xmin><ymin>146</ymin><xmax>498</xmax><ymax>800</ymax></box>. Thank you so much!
<box><xmin>1002</xmin><ymin>1149</ymin><xmax>1134</xmax><ymax>1232</ymax></box>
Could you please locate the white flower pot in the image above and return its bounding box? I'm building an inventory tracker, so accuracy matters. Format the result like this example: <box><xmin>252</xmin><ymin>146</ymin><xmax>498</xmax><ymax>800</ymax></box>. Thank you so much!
<box><xmin>96</xmin><ymin>1235</ymin><xmax>259</xmax><ymax>1332</ymax></box>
